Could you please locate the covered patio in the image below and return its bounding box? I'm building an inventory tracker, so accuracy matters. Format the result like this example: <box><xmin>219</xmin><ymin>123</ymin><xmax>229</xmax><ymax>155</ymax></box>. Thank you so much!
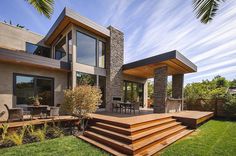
<box><xmin>122</xmin><ymin>50</ymin><xmax>197</xmax><ymax>113</ymax></box>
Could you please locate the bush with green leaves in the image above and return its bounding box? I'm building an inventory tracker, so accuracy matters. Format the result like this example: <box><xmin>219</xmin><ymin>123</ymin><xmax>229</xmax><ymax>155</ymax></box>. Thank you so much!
<box><xmin>61</xmin><ymin>85</ymin><xmax>102</xmax><ymax>132</ymax></box>
<box><xmin>224</xmin><ymin>96</ymin><xmax>236</xmax><ymax>117</ymax></box>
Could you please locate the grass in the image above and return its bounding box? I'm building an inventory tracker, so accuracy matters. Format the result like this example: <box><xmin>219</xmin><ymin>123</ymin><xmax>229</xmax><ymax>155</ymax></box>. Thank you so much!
<box><xmin>0</xmin><ymin>136</ymin><xmax>108</xmax><ymax>156</ymax></box>
<box><xmin>160</xmin><ymin>119</ymin><xmax>236</xmax><ymax>156</ymax></box>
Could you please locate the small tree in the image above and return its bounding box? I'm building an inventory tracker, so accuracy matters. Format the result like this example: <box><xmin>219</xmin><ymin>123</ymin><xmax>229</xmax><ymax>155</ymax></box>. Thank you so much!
<box><xmin>61</xmin><ymin>85</ymin><xmax>102</xmax><ymax>132</ymax></box>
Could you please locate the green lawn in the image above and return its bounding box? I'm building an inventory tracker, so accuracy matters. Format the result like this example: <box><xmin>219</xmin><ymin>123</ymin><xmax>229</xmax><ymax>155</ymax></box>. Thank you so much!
<box><xmin>0</xmin><ymin>136</ymin><xmax>108</xmax><ymax>156</ymax></box>
<box><xmin>160</xmin><ymin>119</ymin><xmax>236</xmax><ymax>156</ymax></box>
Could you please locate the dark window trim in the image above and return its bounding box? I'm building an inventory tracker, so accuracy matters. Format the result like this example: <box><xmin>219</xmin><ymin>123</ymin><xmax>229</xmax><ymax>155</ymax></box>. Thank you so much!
<box><xmin>98</xmin><ymin>40</ymin><xmax>106</xmax><ymax>69</ymax></box>
<box><xmin>13</xmin><ymin>73</ymin><xmax>55</xmax><ymax>106</ymax></box>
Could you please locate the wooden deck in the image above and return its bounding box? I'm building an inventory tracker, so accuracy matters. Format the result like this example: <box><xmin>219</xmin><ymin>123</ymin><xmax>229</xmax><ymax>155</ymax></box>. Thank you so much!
<box><xmin>0</xmin><ymin>116</ymin><xmax>79</xmax><ymax>129</ymax></box>
<box><xmin>92</xmin><ymin>110</ymin><xmax>214</xmax><ymax>128</ymax></box>
<box><xmin>79</xmin><ymin>110</ymin><xmax>213</xmax><ymax>155</ymax></box>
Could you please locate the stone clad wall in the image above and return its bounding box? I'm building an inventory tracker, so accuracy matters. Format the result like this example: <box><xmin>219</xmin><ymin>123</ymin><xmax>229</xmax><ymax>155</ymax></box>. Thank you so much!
<box><xmin>153</xmin><ymin>66</ymin><xmax>168</xmax><ymax>113</ymax></box>
<box><xmin>172</xmin><ymin>74</ymin><xmax>184</xmax><ymax>99</ymax></box>
<box><xmin>105</xmin><ymin>26</ymin><xmax>124</xmax><ymax>111</ymax></box>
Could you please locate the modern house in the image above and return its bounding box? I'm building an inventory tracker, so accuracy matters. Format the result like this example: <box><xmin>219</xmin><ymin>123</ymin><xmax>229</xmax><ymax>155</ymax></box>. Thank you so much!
<box><xmin>0</xmin><ymin>8</ymin><xmax>197</xmax><ymax>114</ymax></box>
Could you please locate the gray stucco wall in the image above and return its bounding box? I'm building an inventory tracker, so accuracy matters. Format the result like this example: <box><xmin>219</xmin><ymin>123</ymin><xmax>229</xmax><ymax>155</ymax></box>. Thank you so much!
<box><xmin>105</xmin><ymin>26</ymin><xmax>124</xmax><ymax>111</ymax></box>
<box><xmin>0</xmin><ymin>62</ymin><xmax>68</xmax><ymax>108</ymax></box>
<box><xmin>0</xmin><ymin>23</ymin><xmax>46</xmax><ymax>51</ymax></box>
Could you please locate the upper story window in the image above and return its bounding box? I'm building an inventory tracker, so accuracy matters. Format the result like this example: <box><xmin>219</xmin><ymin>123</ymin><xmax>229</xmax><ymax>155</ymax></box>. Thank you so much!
<box><xmin>26</xmin><ymin>42</ymin><xmax>51</xmax><ymax>58</ymax></box>
<box><xmin>76</xmin><ymin>31</ymin><xmax>106</xmax><ymax>68</ymax></box>
<box><xmin>55</xmin><ymin>37</ymin><xmax>66</xmax><ymax>60</ymax></box>
<box><xmin>76</xmin><ymin>31</ymin><xmax>96</xmax><ymax>66</ymax></box>
<box><xmin>98</xmin><ymin>41</ymin><xmax>105</xmax><ymax>68</ymax></box>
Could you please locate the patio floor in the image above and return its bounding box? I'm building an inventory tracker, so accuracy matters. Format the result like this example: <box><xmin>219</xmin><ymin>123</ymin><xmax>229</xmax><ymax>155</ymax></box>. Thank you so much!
<box><xmin>93</xmin><ymin>110</ymin><xmax>214</xmax><ymax>128</ymax></box>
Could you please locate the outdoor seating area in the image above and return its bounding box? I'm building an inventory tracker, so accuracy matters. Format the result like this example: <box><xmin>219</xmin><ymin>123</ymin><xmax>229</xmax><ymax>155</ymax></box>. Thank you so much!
<box><xmin>0</xmin><ymin>104</ymin><xmax>61</xmax><ymax>123</ymax></box>
<box><xmin>112</xmin><ymin>101</ymin><xmax>141</xmax><ymax>114</ymax></box>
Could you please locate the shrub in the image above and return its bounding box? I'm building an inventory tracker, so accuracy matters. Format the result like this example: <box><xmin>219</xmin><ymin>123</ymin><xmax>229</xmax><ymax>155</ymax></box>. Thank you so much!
<box><xmin>1</xmin><ymin>124</ymin><xmax>9</xmax><ymax>140</ymax></box>
<box><xmin>61</xmin><ymin>85</ymin><xmax>102</xmax><ymax>132</ymax></box>
<box><xmin>29</xmin><ymin>123</ymin><xmax>48</xmax><ymax>142</ymax></box>
<box><xmin>224</xmin><ymin>96</ymin><xmax>236</xmax><ymax>117</ymax></box>
<box><xmin>7</xmin><ymin>126</ymin><xmax>27</xmax><ymax>146</ymax></box>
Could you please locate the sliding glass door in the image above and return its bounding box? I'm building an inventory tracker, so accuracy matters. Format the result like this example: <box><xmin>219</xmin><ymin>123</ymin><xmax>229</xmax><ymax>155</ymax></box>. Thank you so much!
<box><xmin>123</xmin><ymin>81</ymin><xmax>144</xmax><ymax>107</ymax></box>
<box><xmin>14</xmin><ymin>74</ymin><xmax>54</xmax><ymax>106</ymax></box>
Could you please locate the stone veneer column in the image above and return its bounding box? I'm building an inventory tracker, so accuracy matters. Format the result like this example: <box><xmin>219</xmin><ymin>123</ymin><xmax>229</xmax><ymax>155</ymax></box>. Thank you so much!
<box><xmin>172</xmin><ymin>74</ymin><xmax>184</xmax><ymax>99</ymax></box>
<box><xmin>105</xmin><ymin>26</ymin><xmax>124</xmax><ymax>112</ymax></box>
<box><xmin>153</xmin><ymin>66</ymin><xmax>168</xmax><ymax>113</ymax></box>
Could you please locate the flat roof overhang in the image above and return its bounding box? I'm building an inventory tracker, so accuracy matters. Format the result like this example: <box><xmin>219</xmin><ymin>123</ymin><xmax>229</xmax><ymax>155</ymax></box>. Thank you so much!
<box><xmin>44</xmin><ymin>8</ymin><xmax>110</xmax><ymax>45</ymax></box>
<box><xmin>0</xmin><ymin>47</ymin><xmax>71</xmax><ymax>72</ymax></box>
<box><xmin>123</xmin><ymin>50</ymin><xmax>197</xmax><ymax>78</ymax></box>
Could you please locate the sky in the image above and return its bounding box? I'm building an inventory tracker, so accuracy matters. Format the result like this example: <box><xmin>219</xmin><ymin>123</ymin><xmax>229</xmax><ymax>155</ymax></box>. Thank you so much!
<box><xmin>0</xmin><ymin>0</ymin><xmax>236</xmax><ymax>84</ymax></box>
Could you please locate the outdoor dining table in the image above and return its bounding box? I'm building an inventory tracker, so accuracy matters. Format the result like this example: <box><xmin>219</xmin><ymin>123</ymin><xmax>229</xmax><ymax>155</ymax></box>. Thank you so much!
<box><xmin>118</xmin><ymin>102</ymin><xmax>134</xmax><ymax>114</ymax></box>
<box><xmin>27</xmin><ymin>105</ymin><xmax>49</xmax><ymax>119</ymax></box>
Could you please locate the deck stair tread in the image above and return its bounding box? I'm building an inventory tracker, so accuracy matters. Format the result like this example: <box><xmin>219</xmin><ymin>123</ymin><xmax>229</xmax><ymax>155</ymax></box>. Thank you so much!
<box><xmin>136</xmin><ymin>129</ymin><xmax>193</xmax><ymax>156</ymax></box>
<box><xmin>95</xmin><ymin>122</ymin><xmax>131</xmax><ymax>135</ymax></box>
<box><xmin>78</xmin><ymin>135</ymin><xmax>126</xmax><ymax>156</ymax></box>
<box><xmin>84</xmin><ymin>130</ymin><xmax>133</xmax><ymax>151</ymax></box>
<box><xmin>132</xmin><ymin>125</ymin><xmax>187</xmax><ymax>151</ymax></box>
<box><xmin>130</xmin><ymin>118</ymin><xmax>176</xmax><ymax>133</ymax></box>
<box><xmin>131</xmin><ymin>122</ymin><xmax>182</xmax><ymax>141</ymax></box>
<box><xmin>88</xmin><ymin>126</ymin><xmax>132</xmax><ymax>142</ymax></box>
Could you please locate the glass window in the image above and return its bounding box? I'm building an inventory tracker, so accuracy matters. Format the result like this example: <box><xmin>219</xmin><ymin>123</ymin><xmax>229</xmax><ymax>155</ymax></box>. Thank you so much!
<box><xmin>55</xmin><ymin>37</ymin><xmax>66</xmax><ymax>60</ymax></box>
<box><xmin>76</xmin><ymin>72</ymin><xmax>96</xmax><ymax>86</ymax></box>
<box><xmin>14</xmin><ymin>74</ymin><xmax>54</xmax><ymax>106</ymax></box>
<box><xmin>26</xmin><ymin>42</ymin><xmax>51</xmax><ymax>58</ymax></box>
<box><xmin>15</xmin><ymin>75</ymin><xmax>34</xmax><ymax>104</ymax></box>
<box><xmin>99</xmin><ymin>76</ymin><xmax>106</xmax><ymax>108</ymax></box>
<box><xmin>68</xmin><ymin>31</ymin><xmax>72</xmax><ymax>62</ymax></box>
<box><xmin>123</xmin><ymin>81</ymin><xmax>144</xmax><ymax>107</ymax></box>
<box><xmin>36</xmin><ymin>78</ymin><xmax>53</xmax><ymax>106</ymax></box>
<box><xmin>76</xmin><ymin>32</ymin><xmax>96</xmax><ymax>66</ymax></box>
<box><xmin>98</xmin><ymin>41</ymin><xmax>105</xmax><ymax>68</ymax></box>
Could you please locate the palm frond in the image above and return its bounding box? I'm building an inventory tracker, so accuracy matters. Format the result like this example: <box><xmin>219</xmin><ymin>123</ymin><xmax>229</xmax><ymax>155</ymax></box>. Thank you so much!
<box><xmin>25</xmin><ymin>0</ymin><xmax>54</xmax><ymax>19</ymax></box>
<box><xmin>193</xmin><ymin>0</ymin><xmax>225</xmax><ymax>24</ymax></box>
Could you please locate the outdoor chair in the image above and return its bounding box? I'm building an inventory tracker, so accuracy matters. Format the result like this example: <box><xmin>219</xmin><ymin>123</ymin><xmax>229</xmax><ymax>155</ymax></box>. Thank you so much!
<box><xmin>131</xmin><ymin>102</ymin><xmax>141</xmax><ymax>114</ymax></box>
<box><xmin>4</xmin><ymin>104</ymin><xmax>24</xmax><ymax>122</ymax></box>
<box><xmin>49</xmin><ymin>104</ymin><xmax>61</xmax><ymax>117</ymax></box>
<box><xmin>112</xmin><ymin>102</ymin><xmax>122</xmax><ymax>113</ymax></box>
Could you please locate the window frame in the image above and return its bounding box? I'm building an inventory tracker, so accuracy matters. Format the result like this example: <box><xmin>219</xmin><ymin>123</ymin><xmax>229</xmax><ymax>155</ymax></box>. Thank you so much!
<box><xmin>75</xmin><ymin>27</ymin><xmax>106</xmax><ymax>69</ymax></box>
<box><xmin>13</xmin><ymin>73</ymin><xmax>54</xmax><ymax>106</ymax></box>
<box><xmin>25</xmin><ymin>42</ymin><xmax>51</xmax><ymax>58</ymax></box>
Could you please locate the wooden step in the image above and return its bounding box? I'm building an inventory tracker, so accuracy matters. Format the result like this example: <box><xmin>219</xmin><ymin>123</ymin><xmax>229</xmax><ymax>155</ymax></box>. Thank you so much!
<box><xmin>131</xmin><ymin>116</ymin><xmax>173</xmax><ymax>128</ymax></box>
<box><xmin>84</xmin><ymin>130</ymin><xmax>133</xmax><ymax>155</ymax></box>
<box><xmin>95</xmin><ymin>122</ymin><xmax>131</xmax><ymax>135</ymax></box>
<box><xmin>132</xmin><ymin>122</ymin><xmax>182</xmax><ymax>142</ymax></box>
<box><xmin>131</xmin><ymin>118</ymin><xmax>177</xmax><ymax>135</ymax></box>
<box><xmin>78</xmin><ymin>135</ymin><xmax>126</xmax><ymax>156</ymax></box>
<box><xmin>133</xmin><ymin>125</ymin><xmax>187</xmax><ymax>152</ymax></box>
<box><xmin>136</xmin><ymin>129</ymin><xmax>193</xmax><ymax>156</ymax></box>
<box><xmin>88</xmin><ymin>126</ymin><xmax>132</xmax><ymax>143</ymax></box>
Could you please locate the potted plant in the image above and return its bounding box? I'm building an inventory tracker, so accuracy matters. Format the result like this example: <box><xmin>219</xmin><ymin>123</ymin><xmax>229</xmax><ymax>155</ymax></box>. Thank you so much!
<box><xmin>28</xmin><ymin>96</ymin><xmax>43</xmax><ymax>106</ymax></box>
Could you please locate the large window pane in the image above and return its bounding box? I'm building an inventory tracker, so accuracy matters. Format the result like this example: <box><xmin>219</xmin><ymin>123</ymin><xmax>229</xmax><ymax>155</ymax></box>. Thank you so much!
<box><xmin>15</xmin><ymin>76</ymin><xmax>34</xmax><ymax>105</ymax></box>
<box><xmin>36</xmin><ymin>78</ymin><xmax>53</xmax><ymax>106</ymax></box>
<box><xmin>99</xmin><ymin>76</ymin><xmax>106</xmax><ymax>108</ymax></box>
<box><xmin>14</xmin><ymin>75</ymin><xmax>54</xmax><ymax>106</ymax></box>
<box><xmin>98</xmin><ymin>41</ymin><xmax>105</xmax><ymax>68</ymax></box>
<box><xmin>68</xmin><ymin>31</ymin><xmax>73</xmax><ymax>62</ymax></box>
<box><xmin>26</xmin><ymin>42</ymin><xmax>51</xmax><ymax>58</ymax></box>
<box><xmin>76</xmin><ymin>32</ymin><xmax>96</xmax><ymax>66</ymax></box>
<box><xmin>76</xmin><ymin>72</ymin><xmax>96</xmax><ymax>86</ymax></box>
<box><xmin>55</xmin><ymin>37</ymin><xmax>66</xmax><ymax>61</ymax></box>
<box><xmin>123</xmin><ymin>81</ymin><xmax>144</xmax><ymax>107</ymax></box>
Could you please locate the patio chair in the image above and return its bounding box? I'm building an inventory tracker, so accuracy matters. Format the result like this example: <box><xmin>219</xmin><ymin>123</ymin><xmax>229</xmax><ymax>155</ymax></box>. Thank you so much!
<box><xmin>4</xmin><ymin>104</ymin><xmax>24</xmax><ymax>122</ymax></box>
<box><xmin>49</xmin><ymin>104</ymin><xmax>60</xmax><ymax>117</ymax></box>
<box><xmin>112</xmin><ymin>102</ymin><xmax>122</xmax><ymax>113</ymax></box>
<box><xmin>131</xmin><ymin>102</ymin><xmax>141</xmax><ymax>114</ymax></box>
